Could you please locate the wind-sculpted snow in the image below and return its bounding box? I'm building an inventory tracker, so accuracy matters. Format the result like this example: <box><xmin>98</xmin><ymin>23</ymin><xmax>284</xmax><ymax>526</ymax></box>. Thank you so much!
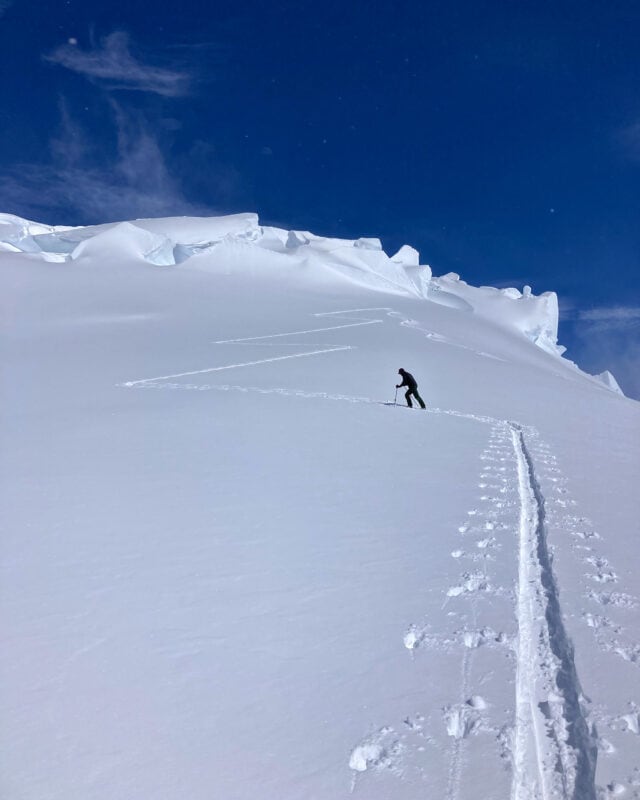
<box><xmin>430</xmin><ymin>273</ymin><xmax>564</xmax><ymax>358</ymax></box>
<box><xmin>0</xmin><ymin>210</ymin><xmax>591</xmax><ymax>369</ymax></box>
<box><xmin>1</xmin><ymin>214</ymin><xmax>638</xmax><ymax>800</ymax></box>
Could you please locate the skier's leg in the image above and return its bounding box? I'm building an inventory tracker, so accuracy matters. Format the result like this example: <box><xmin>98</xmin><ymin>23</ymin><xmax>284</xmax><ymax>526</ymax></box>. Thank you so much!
<box><xmin>415</xmin><ymin>390</ymin><xmax>426</xmax><ymax>409</ymax></box>
<box><xmin>405</xmin><ymin>389</ymin><xmax>413</xmax><ymax>408</ymax></box>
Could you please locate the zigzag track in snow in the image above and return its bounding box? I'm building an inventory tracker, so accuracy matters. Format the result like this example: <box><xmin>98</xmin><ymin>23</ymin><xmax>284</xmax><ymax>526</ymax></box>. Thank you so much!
<box><xmin>119</xmin><ymin>307</ymin><xmax>598</xmax><ymax>797</ymax></box>
<box><xmin>124</xmin><ymin>309</ymin><xmax>392</xmax><ymax>387</ymax></box>
<box><xmin>123</xmin><ymin>305</ymin><xmax>502</xmax><ymax>388</ymax></box>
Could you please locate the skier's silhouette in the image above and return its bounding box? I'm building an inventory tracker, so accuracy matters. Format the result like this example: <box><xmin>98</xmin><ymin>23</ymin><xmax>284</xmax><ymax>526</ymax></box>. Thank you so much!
<box><xmin>396</xmin><ymin>368</ymin><xmax>426</xmax><ymax>409</ymax></box>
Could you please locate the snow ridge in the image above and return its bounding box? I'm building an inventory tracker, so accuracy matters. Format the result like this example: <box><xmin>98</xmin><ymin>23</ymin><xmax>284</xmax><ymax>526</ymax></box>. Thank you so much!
<box><xmin>509</xmin><ymin>424</ymin><xmax>597</xmax><ymax>800</ymax></box>
<box><xmin>0</xmin><ymin>211</ymin><xmax>576</xmax><ymax>361</ymax></box>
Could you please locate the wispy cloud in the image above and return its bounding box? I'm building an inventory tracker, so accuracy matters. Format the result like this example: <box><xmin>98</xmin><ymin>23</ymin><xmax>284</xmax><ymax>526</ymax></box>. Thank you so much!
<box><xmin>44</xmin><ymin>31</ymin><xmax>191</xmax><ymax>97</ymax></box>
<box><xmin>576</xmin><ymin>305</ymin><xmax>640</xmax><ymax>331</ymax></box>
<box><xmin>0</xmin><ymin>30</ymin><xmax>235</xmax><ymax>223</ymax></box>
<box><xmin>0</xmin><ymin>100</ymin><xmax>213</xmax><ymax>223</ymax></box>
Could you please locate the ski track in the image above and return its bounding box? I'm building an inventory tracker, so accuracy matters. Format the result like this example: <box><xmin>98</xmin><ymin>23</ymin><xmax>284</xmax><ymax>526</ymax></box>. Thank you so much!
<box><xmin>122</xmin><ymin>346</ymin><xmax>354</xmax><ymax>386</ymax></box>
<box><xmin>509</xmin><ymin>424</ymin><xmax>597</xmax><ymax>800</ymax></box>
<box><xmin>123</xmin><ymin>310</ymin><xmax>391</xmax><ymax>386</ymax></box>
<box><xmin>119</xmin><ymin>307</ymin><xmax>599</xmax><ymax>798</ymax></box>
<box><xmin>211</xmin><ymin>318</ymin><xmax>383</xmax><ymax>343</ymax></box>
<box><xmin>124</xmin><ymin>307</ymin><xmax>504</xmax><ymax>387</ymax></box>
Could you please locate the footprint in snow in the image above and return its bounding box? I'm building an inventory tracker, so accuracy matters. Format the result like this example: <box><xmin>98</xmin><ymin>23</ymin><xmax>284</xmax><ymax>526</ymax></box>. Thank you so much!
<box><xmin>443</xmin><ymin>696</ymin><xmax>487</xmax><ymax>739</ymax></box>
<box><xmin>459</xmin><ymin>627</ymin><xmax>506</xmax><ymax>649</ymax></box>
<box><xmin>402</xmin><ymin>624</ymin><xmax>448</xmax><ymax>652</ymax></box>
<box><xmin>603</xmin><ymin>780</ymin><xmax>627</xmax><ymax>797</ymax></box>
<box><xmin>590</xmin><ymin>571</ymin><xmax>619</xmax><ymax>584</ymax></box>
<box><xmin>476</xmin><ymin>537</ymin><xmax>496</xmax><ymax>550</ymax></box>
<box><xmin>403</xmin><ymin>625</ymin><xmax>425</xmax><ymax>651</ymax></box>
<box><xmin>617</xmin><ymin>706</ymin><xmax>640</xmax><ymax>734</ymax></box>
<box><xmin>447</xmin><ymin>572</ymin><xmax>490</xmax><ymax>597</ymax></box>
<box><xmin>582</xmin><ymin>612</ymin><xmax>620</xmax><ymax>633</ymax></box>
<box><xmin>586</xmin><ymin>556</ymin><xmax>611</xmax><ymax>569</ymax></box>
<box><xmin>610</xmin><ymin>643</ymin><xmax>640</xmax><ymax>665</ymax></box>
<box><xmin>587</xmin><ymin>591</ymin><xmax>639</xmax><ymax>609</ymax></box>
<box><xmin>571</xmin><ymin>529</ymin><xmax>601</xmax><ymax>541</ymax></box>
<box><xmin>348</xmin><ymin>727</ymin><xmax>403</xmax><ymax>780</ymax></box>
<box><xmin>597</xmin><ymin>736</ymin><xmax>616</xmax><ymax>755</ymax></box>
<box><xmin>403</xmin><ymin>714</ymin><xmax>424</xmax><ymax>731</ymax></box>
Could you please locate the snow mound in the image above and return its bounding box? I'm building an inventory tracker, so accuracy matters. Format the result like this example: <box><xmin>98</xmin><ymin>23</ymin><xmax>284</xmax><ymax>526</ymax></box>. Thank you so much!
<box><xmin>71</xmin><ymin>222</ymin><xmax>175</xmax><ymax>265</ymax></box>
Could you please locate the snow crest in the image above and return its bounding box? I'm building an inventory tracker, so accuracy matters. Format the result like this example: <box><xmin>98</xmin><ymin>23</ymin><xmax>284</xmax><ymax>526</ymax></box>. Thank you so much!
<box><xmin>0</xmin><ymin>210</ymin><xmax>568</xmax><ymax>357</ymax></box>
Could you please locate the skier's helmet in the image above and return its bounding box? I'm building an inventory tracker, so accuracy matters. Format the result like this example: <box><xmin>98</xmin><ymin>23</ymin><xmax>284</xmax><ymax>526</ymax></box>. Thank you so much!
<box><xmin>398</xmin><ymin>368</ymin><xmax>405</xmax><ymax>374</ymax></box>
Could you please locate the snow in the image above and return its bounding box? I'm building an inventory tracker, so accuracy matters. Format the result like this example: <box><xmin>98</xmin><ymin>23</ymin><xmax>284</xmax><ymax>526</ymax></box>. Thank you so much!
<box><xmin>1</xmin><ymin>212</ymin><xmax>638</xmax><ymax>799</ymax></box>
<box><xmin>595</xmin><ymin>370</ymin><xmax>625</xmax><ymax>396</ymax></box>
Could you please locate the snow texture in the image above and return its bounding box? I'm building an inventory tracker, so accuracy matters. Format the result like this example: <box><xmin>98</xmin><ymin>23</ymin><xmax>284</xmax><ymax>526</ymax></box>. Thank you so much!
<box><xmin>1</xmin><ymin>212</ymin><xmax>638</xmax><ymax>800</ymax></box>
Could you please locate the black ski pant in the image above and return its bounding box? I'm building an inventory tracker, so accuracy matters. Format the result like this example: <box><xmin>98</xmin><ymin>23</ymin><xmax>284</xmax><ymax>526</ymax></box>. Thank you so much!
<box><xmin>405</xmin><ymin>388</ymin><xmax>426</xmax><ymax>409</ymax></box>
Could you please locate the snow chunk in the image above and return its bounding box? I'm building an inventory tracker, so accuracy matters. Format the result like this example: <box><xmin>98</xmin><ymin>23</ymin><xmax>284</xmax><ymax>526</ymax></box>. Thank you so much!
<box><xmin>594</xmin><ymin>370</ymin><xmax>625</xmax><ymax>396</ymax></box>
<box><xmin>390</xmin><ymin>244</ymin><xmax>420</xmax><ymax>267</ymax></box>
<box><xmin>403</xmin><ymin>624</ymin><xmax>425</xmax><ymax>650</ymax></box>
<box><xmin>444</xmin><ymin>704</ymin><xmax>481</xmax><ymax>738</ymax></box>
<box><xmin>467</xmin><ymin>695</ymin><xmax>488</xmax><ymax>710</ymax></box>
<box><xmin>501</xmin><ymin>287</ymin><xmax>522</xmax><ymax>300</ymax></box>
<box><xmin>354</xmin><ymin>237</ymin><xmax>382</xmax><ymax>250</ymax></box>
<box><xmin>348</xmin><ymin>742</ymin><xmax>386</xmax><ymax>772</ymax></box>
<box><xmin>286</xmin><ymin>230</ymin><xmax>311</xmax><ymax>249</ymax></box>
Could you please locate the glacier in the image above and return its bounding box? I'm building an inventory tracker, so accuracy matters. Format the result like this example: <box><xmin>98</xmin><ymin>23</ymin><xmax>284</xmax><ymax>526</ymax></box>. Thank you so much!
<box><xmin>1</xmin><ymin>212</ymin><xmax>638</xmax><ymax>799</ymax></box>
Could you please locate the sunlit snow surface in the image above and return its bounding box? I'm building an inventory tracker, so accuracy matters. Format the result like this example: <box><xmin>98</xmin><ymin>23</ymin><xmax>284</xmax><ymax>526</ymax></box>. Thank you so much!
<box><xmin>1</xmin><ymin>213</ymin><xmax>639</xmax><ymax>800</ymax></box>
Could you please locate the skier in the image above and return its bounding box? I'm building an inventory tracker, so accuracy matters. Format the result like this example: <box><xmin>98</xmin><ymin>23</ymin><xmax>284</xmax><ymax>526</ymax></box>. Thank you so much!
<box><xmin>396</xmin><ymin>368</ymin><xmax>426</xmax><ymax>409</ymax></box>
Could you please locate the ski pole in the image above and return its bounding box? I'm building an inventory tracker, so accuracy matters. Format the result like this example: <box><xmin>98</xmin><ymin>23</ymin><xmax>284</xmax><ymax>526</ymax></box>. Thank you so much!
<box><xmin>394</xmin><ymin>387</ymin><xmax>398</xmax><ymax>405</ymax></box>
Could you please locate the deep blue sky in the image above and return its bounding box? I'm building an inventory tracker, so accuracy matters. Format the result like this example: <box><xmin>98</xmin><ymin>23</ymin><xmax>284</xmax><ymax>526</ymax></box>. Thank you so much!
<box><xmin>1</xmin><ymin>0</ymin><xmax>639</xmax><ymax>396</ymax></box>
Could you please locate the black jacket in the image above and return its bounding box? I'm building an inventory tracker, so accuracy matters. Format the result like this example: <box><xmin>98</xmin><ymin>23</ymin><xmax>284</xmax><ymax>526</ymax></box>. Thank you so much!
<box><xmin>398</xmin><ymin>371</ymin><xmax>418</xmax><ymax>391</ymax></box>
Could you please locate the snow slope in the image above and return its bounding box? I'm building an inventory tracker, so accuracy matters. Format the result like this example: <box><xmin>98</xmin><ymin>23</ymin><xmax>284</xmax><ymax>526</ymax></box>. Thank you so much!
<box><xmin>1</xmin><ymin>214</ymin><xmax>639</xmax><ymax>800</ymax></box>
